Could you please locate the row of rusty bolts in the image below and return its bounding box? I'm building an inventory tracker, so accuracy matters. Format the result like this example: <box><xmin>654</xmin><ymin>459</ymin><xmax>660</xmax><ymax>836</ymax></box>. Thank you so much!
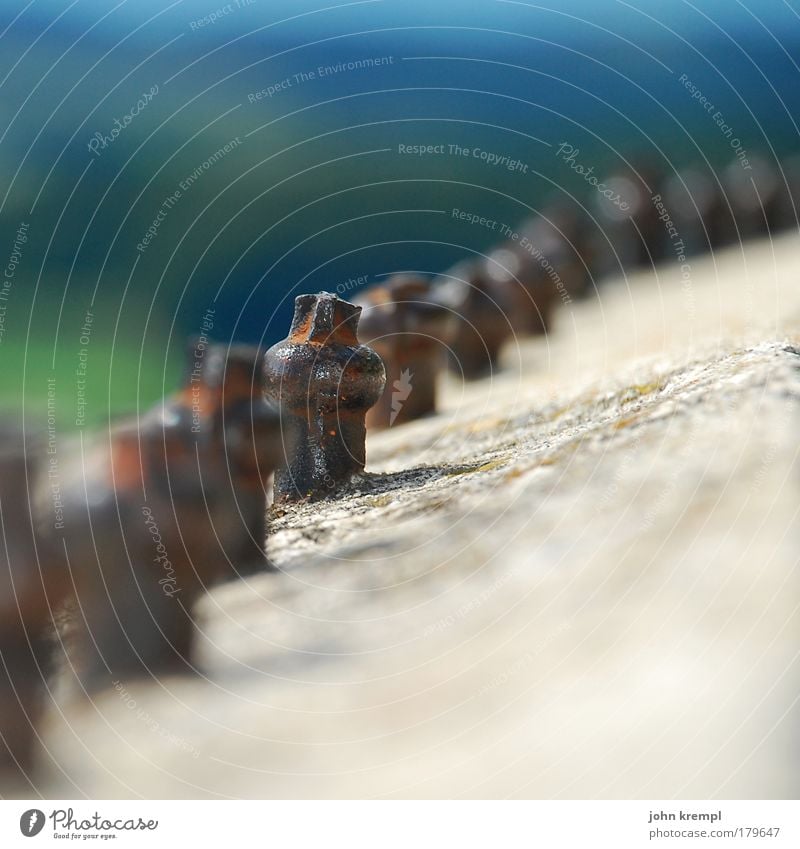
<box><xmin>2</xmin><ymin>153</ymin><xmax>799</xmax><ymax>782</ymax></box>
<box><xmin>0</xmin><ymin>265</ymin><xmax>549</xmax><ymax>780</ymax></box>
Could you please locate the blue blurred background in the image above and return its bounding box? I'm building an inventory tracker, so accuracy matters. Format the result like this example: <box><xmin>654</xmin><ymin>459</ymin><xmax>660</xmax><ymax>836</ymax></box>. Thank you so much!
<box><xmin>1</xmin><ymin>0</ymin><xmax>798</xmax><ymax>422</ymax></box>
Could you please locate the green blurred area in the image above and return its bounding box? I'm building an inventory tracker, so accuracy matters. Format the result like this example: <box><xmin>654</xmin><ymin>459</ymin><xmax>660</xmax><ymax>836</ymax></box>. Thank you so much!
<box><xmin>2</xmin><ymin>0</ymin><xmax>799</xmax><ymax>424</ymax></box>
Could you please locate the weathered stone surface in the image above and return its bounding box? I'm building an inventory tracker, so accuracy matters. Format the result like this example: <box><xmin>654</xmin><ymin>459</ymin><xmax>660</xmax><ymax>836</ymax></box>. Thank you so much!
<box><xmin>20</xmin><ymin>234</ymin><xmax>800</xmax><ymax>799</ymax></box>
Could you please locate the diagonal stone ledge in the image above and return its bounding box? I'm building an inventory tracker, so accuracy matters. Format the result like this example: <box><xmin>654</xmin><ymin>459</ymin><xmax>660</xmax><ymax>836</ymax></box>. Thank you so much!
<box><xmin>25</xmin><ymin>236</ymin><xmax>800</xmax><ymax>799</ymax></box>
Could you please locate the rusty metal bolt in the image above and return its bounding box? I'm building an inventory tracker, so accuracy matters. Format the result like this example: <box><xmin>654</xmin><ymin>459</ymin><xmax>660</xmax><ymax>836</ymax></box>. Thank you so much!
<box><xmin>723</xmin><ymin>156</ymin><xmax>782</xmax><ymax>241</ymax></box>
<box><xmin>501</xmin><ymin>210</ymin><xmax>591</xmax><ymax>330</ymax></box>
<box><xmin>184</xmin><ymin>343</ymin><xmax>288</xmax><ymax>568</ymax></box>
<box><xmin>538</xmin><ymin>203</ymin><xmax>596</xmax><ymax>299</ymax></box>
<box><xmin>0</xmin><ymin>425</ymin><xmax>68</xmax><ymax>776</ymax></box>
<box><xmin>431</xmin><ymin>260</ymin><xmax>515</xmax><ymax>380</ymax></box>
<box><xmin>355</xmin><ymin>275</ymin><xmax>456</xmax><ymax>430</ymax></box>
<box><xmin>484</xmin><ymin>241</ymin><xmax>555</xmax><ymax>337</ymax></box>
<box><xmin>660</xmin><ymin>168</ymin><xmax>729</xmax><ymax>255</ymax></box>
<box><xmin>31</xmin><ymin>343</ymin><xmax>285</xmax><ymax>693</ymax></box>
<box><xmin>594</xmin><ymin>166</ymin><xmax>668</xmax><ymax>271</ymax></box>
<box><xmin>263</xmin><ymin>292</ymin><xmax>385</xmax><ymax>501</ymax></box>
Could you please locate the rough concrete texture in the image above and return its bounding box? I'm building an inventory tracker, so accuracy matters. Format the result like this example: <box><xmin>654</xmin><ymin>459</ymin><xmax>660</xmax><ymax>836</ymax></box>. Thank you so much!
<box><xmin>20</xmin><ymin>233</ymin><xmax>800</xmax><ymax>799</ymax></box>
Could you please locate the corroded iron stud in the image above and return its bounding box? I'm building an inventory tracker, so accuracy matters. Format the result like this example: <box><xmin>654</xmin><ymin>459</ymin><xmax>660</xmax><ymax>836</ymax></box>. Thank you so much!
<box><xmin>31</xmin><ymin>344</ymin><xmax>285</xmax><ymax>693</ymax></box>
<box><xmin>659</xmin><ymin>168</ymin><xmax>729</xmax><ymax>255</ymax></box>
<box><xmin>501</xmin><ymin>209</ymin><xmax>591</xmax><ymax>332</ymax></box>
<box><xmin>593</xmin><ymin>166</ymin><xmax>668</xmax><ymax>271</ymax></box>
<box><xmin>0</xmin><ymin>426</ymin><xmax>68</xmax><ymax>777</ymax></box>
<box><xmin>263</xmin><ymin>292</ymin><xmax>385</xmax><ymax>501</ymax></box>
<box><xmin>724</xmin><ymin>156</ymin><xmax>782</xmax><ymax>241</ymax></box>
<box><xmin>484</xmin><ymin>243</ymin><xmax>554</xmax><ymax>337</ymax></box>
<box><xmin>431</xmin><ymin>260</ymin><xmax>514</xmax><ymax>380</ymax></box>
<box><xmin>356</xmin><ymin>275</ymin><xmax>455</xmax><ymax>430</ymax></box>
